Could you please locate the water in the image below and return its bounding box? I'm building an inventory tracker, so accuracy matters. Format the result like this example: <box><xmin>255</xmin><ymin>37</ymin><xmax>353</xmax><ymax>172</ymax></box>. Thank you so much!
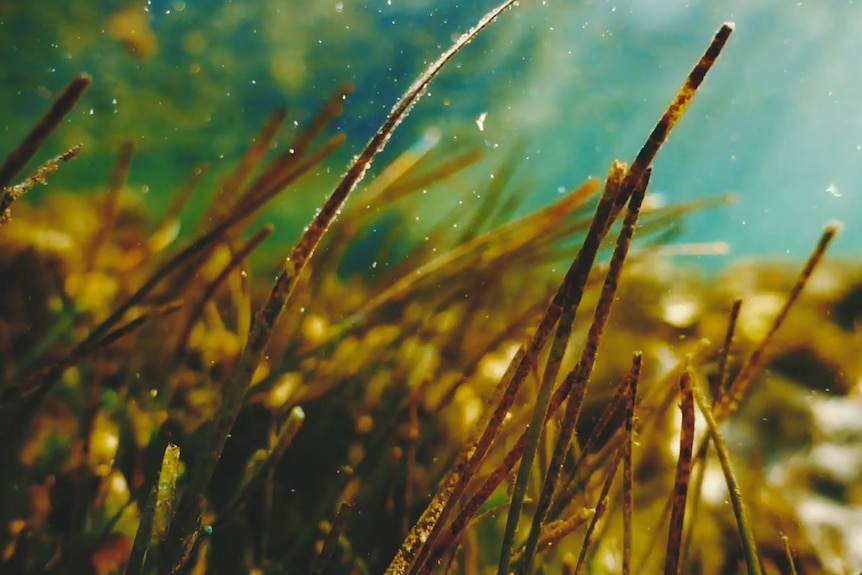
<box><xmin>1</xmin><ymin>0</ymin><xmax>860</xmax><ymax>264</ymax></box>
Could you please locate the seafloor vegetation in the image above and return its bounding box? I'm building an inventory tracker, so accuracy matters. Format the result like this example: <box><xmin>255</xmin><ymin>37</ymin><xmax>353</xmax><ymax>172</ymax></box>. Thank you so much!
<box><xmin>2</xmin><ymin>2</ymin><xmax>861</xmax><ymax>575</ymax></box>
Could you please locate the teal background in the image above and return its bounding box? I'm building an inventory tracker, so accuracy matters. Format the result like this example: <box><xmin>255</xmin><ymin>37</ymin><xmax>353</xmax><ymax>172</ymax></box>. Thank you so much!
<box><xmin>1</xmin><ymin>1</ymin><xmax>860</xmax><ymax>264</ymax></box>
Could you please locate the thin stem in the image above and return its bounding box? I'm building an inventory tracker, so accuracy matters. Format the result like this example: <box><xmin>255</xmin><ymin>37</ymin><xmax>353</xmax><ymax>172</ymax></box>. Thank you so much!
<box><xmin>715</xmin><ymin>222</ymin><xmax>839</xmax><ymax>421</ymax></box>
<box><xmin>0</xmin><ymin>74</ymin><xmax>91</xmax><ymax>190</ymax></box>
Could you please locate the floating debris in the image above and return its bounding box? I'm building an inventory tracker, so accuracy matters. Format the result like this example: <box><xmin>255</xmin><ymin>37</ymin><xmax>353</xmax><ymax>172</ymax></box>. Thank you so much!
<box><xmin>105</xmin><ymin>2</ymin><xmax>158</xmax><ymax>60</ymax></box>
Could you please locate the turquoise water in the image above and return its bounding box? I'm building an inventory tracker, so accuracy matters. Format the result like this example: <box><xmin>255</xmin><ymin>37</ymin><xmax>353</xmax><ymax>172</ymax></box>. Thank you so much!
<box><xmin>1</xmin><ymin>1</ymin><xmax>860</xmax><ymax>264</ymax></box>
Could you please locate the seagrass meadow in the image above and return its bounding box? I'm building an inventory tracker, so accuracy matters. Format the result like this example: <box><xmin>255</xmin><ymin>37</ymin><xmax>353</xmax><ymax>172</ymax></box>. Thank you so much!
<box><xmin>3</xmin><ymin>2</ymin><xmax>862</xmax><ymax>575</ymax></box>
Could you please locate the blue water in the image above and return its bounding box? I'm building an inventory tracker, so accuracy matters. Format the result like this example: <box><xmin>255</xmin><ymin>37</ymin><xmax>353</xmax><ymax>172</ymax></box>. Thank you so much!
<box><xmin>490</xmin><ymin>1</ymin><xmax>862</xmax><ymax>263</ymax></box>
<box><xmin>2</xmin><ymin>0</ymin><xmax>860</xmax><ymax>264</ymax></box>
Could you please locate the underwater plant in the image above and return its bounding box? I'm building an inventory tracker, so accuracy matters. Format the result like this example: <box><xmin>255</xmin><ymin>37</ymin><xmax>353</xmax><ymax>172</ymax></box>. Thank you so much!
<box><xmin>2</xmin><ymin>2</ymin><xmax>862</xmax><ymax>575</ymax></box>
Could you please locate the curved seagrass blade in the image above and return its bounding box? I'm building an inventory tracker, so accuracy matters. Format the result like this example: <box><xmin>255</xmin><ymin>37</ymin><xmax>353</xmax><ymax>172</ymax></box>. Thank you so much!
<box><xmin>157</xmin><ymin>2</ymin><xmax>521</xmax><ymax>573</ymax></box>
